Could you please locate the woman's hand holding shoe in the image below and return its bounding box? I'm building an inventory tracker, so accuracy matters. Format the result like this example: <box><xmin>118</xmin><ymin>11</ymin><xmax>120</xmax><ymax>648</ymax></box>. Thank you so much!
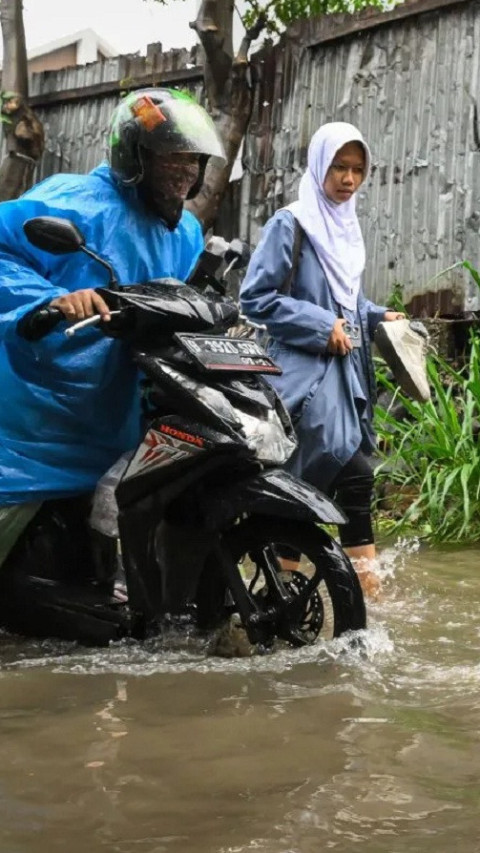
<box><xmin>383</xmin><ymin>311</ymin><xmax>405</xmax><ymax>322</ymax></box>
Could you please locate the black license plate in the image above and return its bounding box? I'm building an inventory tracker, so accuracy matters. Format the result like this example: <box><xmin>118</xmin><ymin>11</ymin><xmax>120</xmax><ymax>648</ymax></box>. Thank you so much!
<box><xmin>174</xmin><ymin>333</ymin><xmax>282</xmax><ymax>374</ymax></box>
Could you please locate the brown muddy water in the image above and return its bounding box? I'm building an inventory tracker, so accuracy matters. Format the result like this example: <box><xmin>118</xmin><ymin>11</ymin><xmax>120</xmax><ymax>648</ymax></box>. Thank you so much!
<box><xmin>0</xmin><ymin>539</ymin><xmax>479</xmax><ymax>853</ymax></box>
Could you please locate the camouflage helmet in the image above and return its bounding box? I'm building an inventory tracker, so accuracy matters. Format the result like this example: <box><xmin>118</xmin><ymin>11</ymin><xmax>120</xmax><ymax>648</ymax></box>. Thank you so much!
<box><xmin>107</xmin><ymin>87</ymin><xmax>225</xmax><ymax>186</ymax></box>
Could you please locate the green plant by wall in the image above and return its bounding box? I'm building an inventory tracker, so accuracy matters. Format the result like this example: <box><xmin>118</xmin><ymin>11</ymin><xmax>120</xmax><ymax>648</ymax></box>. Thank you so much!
<box><xmin>385</xmin><ymin>281</ymin><xmax>407</xmax><ymax>315</ymax></box>
<box><xmin>374</xmin><ymin>336</ymin><xmax>480</xmax><ymax>544</ymax></box>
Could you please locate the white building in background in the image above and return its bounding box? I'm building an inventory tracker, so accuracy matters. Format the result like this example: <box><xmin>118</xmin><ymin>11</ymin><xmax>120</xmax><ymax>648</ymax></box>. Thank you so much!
<box><xmin>27</xmin><ymin>28</ymin><xmax>119</xmax><ymax>74</ymax></box>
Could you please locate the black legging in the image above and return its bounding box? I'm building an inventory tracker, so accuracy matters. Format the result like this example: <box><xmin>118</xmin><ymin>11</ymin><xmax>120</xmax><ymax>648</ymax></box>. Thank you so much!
<box><xmin>329</xmin><ymin>449</ymin><xmax>375</xmax><ymax>548</ymax></box>
<box><xmin>277</xmin><ymin>449</ymin><xmax>375</xmax><ymax>560</ymax></box>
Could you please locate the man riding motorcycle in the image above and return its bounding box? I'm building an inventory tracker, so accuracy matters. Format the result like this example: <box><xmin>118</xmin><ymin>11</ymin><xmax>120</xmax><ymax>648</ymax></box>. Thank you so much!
<box><xmin>0</xmin><ymin>88</ymin><xmax>225</xmax><ymax>564</ymax></box>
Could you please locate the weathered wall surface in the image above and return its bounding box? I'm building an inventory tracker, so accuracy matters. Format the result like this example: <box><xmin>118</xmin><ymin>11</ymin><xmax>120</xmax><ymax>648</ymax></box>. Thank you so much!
<box><xmin>242</xmin><ymin>0</ymin><xmax>480</xmax><ymax>312</ymax></box>
<box><xmin>24</xmin><ymin>0</ymin><xmax>480</xmax><ymax>313</ymax></box>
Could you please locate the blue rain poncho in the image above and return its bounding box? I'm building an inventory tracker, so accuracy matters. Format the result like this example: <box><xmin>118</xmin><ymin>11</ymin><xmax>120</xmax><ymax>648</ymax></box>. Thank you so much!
<box><xmin>0</xmin><ymin>163</ymin><xmax>204</xmax><ymax>505</ymax></box>
<box><xmin>240</xmin><ymin>209</ymin><xmax>388</xmax><ymax>492</ymax></box>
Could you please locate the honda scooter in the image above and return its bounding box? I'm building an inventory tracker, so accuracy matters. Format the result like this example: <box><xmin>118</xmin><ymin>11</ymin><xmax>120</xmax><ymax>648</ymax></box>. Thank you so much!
<box><xmin>0</xmin><ymin>216</ymin><xmax>366</xmax><ymax>651</ymax></box>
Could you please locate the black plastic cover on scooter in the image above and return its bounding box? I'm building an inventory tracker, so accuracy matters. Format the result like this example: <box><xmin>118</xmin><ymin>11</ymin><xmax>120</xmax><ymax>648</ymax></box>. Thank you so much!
<box><xmin>203</xmin><ymin>468</ymin><xmax>347</xmax><ymax>528</ymax></box>
<box><xmin>0</xmin><ymin>497</ymin><xmax>132</xmax><ymax>646</ymax></box>
<box><xmin>97</xmin><ymin>281</ymin><xmax>239</xmax><ymax>345</ymax></box>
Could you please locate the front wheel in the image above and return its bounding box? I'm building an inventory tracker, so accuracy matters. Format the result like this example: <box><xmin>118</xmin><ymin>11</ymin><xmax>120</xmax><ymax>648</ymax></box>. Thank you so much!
<box><xmin>222</xmin><ymin>516</ymin><xmax>366</xmax><ymax>647</ymax></box>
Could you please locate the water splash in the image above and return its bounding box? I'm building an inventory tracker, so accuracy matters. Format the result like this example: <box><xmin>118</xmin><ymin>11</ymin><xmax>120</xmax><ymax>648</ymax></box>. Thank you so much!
<box><xmin>376</xmin><ymin>535</ymin><xmax>421</xmax><ymax>580</ymax></box>
<box><xmin>0</xmin><ymin>620</ymin><xmax>396</xmax><ymax>678</ymax></box>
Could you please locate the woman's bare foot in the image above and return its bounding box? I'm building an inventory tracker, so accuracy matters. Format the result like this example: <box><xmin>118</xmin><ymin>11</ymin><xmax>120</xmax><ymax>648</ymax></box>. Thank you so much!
<box><xmin>343</xmin><ymin>546</ymin><xmax>382</xmax><ymax>601</ymax></box>
<box><xmin>354</xmin><ymin>562</ymin><xmax>382</xmax><ymax>600</ymax></box>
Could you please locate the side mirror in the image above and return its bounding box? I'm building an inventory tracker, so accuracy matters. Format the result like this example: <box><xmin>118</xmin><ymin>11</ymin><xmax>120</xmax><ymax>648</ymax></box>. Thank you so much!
<box><xmin>224</xmin><ymin>239</ymin><xmax>251</xmax><ymax>272</ymax></box>
<box><xmin>22</xmin><ymin>215</ymin><xmax>119</xmax><ymax>291</ymax></box>
<box><xmin>23</xmin><ymin>216</ymin><xmax>85</xmax><ymax>255</ymax></box>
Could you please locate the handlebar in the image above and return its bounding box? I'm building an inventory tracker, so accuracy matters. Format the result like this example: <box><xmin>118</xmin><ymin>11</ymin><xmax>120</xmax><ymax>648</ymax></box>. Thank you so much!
<box><xmin>16</xmin><ymin>306</ymin><xmax>124</xmax><ymax>341</ymax></box>
<box><xmin>17</xmin><ymin>305</ymin><xmax>122</xmax><ymax>342</ymax></box>
<box><xmin>16</xmin><ymin>279</ymin><xmax>241</xmax><ymax>344</ymax></box>
<box><xmin>238</xmin><ymin>314</ymin><xmax>266</xmax><ymax>331</ymax></box>
<box><xmin>64</xmin><ymin>311</ymin><xmax>122</xmax><ymax>337</ymax></box>
<box><xmin>16</xmin><ymin>305</ymin><xmax>64</xmax><ymax>341</ymax></box>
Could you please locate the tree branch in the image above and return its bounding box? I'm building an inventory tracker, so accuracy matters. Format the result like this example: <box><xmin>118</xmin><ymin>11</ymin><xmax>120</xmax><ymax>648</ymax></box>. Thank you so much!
<box><xmin>190</xmin><ymin>0</ymin><xmax>233</xmax><ymax>92</ymax></box>
<box><xmin>0</xmin><ymin>0</ymin><xmax>45</xmax><ymax>200</ymax></box>
<box><xmin>235</xmin><ymin>11</ymin><xmax>268</xmax><ymax>65</ymax></box>
<box><xmin>0</xmin><ymin>0</ymin><xmax>28</xmax><ymax>96</ymax></box>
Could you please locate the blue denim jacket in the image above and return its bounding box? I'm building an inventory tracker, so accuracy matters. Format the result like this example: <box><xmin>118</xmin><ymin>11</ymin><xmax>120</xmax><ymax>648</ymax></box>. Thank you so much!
<box><xmin>240</xmin><ymin>209</ymin><xmax>387</xmax><ymax>491</ymax></box>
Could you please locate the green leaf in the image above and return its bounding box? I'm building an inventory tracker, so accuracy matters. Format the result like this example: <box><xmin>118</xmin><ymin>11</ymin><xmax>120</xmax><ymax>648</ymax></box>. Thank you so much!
<box><xmin>374</xmin><ymin>340</ymin><xmax>480</xmax><ymax>544</ymax></box>
<box><xmin>462</xmin><ymin>260</ymin><xmax>480</xmax><ymax>291</ymax></box>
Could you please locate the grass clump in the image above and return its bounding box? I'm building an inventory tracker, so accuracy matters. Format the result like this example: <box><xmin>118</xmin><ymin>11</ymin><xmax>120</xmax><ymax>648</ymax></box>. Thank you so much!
<box><xmin>374</xmin><ymin>334</ymin><xmax>480</xmax><ymax>544</ymax></box>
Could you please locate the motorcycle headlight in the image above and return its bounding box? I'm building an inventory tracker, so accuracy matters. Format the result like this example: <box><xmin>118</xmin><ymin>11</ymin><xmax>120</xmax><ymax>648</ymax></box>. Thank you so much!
<box><xmin>234</xmin><ymin>406</ymin><xmax>297</xmax><ymax>465</ymax></box>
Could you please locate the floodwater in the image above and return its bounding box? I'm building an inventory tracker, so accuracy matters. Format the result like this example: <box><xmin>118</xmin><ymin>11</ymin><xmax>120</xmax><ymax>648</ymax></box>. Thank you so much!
<box><xmin>0</xmin><ymin>540</ymin><xmax>479</xmax><ymax>853</ymax></box>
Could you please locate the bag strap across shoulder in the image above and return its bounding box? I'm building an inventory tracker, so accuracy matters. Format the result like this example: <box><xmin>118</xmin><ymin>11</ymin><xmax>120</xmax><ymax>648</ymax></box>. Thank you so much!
<box><xmin>254</xmin><ymin>217</ymin><xmax>303</xmax><ymax>349</ymax></box>
<box><xmin>278</xmin><ymin>217</ymin><xmax>303</xmax><ymax>295</ymax></box>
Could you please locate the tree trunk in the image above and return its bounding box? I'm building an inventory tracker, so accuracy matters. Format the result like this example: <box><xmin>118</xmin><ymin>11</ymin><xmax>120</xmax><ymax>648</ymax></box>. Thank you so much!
<box><xmin>0</xmin><ymin>0</ymin><xmax>44</xmax><ymax>201</ymax></box>
<box><xmin>186</xmin><ymin>0</ymin><xmax>265</xmax><ymax>232</ymax></box>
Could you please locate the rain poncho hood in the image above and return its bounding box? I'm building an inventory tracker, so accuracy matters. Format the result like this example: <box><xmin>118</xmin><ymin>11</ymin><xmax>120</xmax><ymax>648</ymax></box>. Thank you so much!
<box><xmin>287</xmin><ymin>122</ymin><xmax>370</xmax><ymax>312</ymax></box>
<box><xmin>0</xmin><ymin>162</ymin><xmax>204</xmax><ymax>505</ymax></box>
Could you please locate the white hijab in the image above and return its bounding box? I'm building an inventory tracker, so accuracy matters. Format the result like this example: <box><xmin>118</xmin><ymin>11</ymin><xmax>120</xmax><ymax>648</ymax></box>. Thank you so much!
<box><xmin>287</xmin><ymin>122</ymin><xmax>371</xmax><ymax>312</ymax></box>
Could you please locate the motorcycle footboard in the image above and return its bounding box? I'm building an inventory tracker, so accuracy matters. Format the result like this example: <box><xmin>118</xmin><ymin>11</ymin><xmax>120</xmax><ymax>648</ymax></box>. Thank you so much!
<box><xmin>0</xmin><ymin>576</ymin><xmax>132</xmax><ymax>646</ymax></box>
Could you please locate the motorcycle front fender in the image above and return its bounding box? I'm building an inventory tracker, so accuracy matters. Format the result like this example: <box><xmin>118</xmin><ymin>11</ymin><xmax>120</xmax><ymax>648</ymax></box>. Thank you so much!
<box><xmin>204</xmin><ymin>468</ymin><xmax>347</xmax><ymax>528</ymax></box>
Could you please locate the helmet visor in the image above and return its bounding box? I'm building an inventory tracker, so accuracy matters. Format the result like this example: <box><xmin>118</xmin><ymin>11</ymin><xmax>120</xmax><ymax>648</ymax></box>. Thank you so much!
<box><xmin>120</xmin><ymin>89</ymin><xmax>226</xmax><ymax>163</ymax></box>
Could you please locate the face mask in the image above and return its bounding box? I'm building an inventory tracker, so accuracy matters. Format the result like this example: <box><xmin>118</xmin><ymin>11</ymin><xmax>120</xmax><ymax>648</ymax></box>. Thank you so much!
<box><xmin>138</xmin><ymin>151</ymin><xmax>201</xmax><ymax>229</ymax></box>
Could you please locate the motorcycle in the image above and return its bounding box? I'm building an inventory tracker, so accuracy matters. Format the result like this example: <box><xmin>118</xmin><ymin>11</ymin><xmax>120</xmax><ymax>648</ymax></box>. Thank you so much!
<box><xmin>0</xmin><ymin>216</ymin><xmax>366</xmax><ymax>651</ymax></box>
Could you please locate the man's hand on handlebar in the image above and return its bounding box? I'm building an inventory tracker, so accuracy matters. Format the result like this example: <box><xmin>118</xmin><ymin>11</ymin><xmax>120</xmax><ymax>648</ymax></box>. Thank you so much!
<box><xmin>49</xmin><ymin>288</ymin><xmax>111</xmax><ymax>322</ymax></box>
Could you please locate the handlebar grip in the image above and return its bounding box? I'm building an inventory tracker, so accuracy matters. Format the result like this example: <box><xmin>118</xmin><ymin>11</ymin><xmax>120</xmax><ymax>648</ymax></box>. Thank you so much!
<box><xmin>16</xmin><ymin>305</ymin><xmax>64</xmax><ymax>341</ymax></box>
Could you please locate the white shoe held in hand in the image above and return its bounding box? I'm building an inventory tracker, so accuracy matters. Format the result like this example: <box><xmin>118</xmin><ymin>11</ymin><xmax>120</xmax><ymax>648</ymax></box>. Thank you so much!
<box><xmin>375</xmin><ymin>319</ymin><xmax>431</xmax><ymax>403</ymax></box>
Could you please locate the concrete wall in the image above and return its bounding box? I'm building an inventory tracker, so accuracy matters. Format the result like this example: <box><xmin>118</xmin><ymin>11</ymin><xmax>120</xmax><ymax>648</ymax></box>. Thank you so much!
<box><xmin>28</xmin><ymin>45</ymin><xmax>78</xmax><ymax>75</ymax></box>
<box><xmin>241</xmin><ymin>0</ymin><xmax>480</xmax><ymax>312</ymax></box>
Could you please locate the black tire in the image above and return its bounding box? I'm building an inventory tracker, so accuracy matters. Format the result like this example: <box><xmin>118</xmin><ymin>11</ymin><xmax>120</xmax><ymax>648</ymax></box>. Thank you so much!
<box><xmin>222</xmin><ymin>515</ymin><xmax>366</xmax><ymax>645</ymax></box>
